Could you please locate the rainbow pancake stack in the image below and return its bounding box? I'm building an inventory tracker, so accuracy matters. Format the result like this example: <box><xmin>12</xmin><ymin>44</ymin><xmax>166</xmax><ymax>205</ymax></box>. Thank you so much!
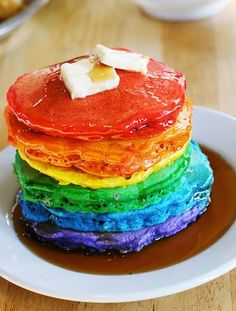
<box><xmin>5</xmin><ymin>46</ymin><xmax>213</xmax><ymax>253</ymax></box>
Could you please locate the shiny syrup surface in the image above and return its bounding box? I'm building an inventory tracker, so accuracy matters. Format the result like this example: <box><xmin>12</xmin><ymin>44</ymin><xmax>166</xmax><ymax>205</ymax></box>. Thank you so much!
<box><xmin>12</xmin><ymin>147</ymin><xmax>236</xmax><ymax>275</ymax></box>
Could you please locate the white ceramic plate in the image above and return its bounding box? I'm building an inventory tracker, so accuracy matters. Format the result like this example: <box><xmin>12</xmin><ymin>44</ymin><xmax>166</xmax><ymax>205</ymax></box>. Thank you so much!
<box><xmin>0</xmin><ymin>106</ymin><xmax>236</xmax><ymax>303</ymax></box>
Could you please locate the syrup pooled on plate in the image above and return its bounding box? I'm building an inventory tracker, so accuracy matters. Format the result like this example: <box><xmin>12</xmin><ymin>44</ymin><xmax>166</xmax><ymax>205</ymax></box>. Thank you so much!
<box><xmin>12</xmin><ymin>146</ymin><xmax>236</xmax><ymax>275</ymax></box>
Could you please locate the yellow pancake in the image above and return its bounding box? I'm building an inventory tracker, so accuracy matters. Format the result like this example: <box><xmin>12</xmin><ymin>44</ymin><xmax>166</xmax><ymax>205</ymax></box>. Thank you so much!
<box><xmin>18</xmin><ymin>140</ymin><xmax>190</xmax><ymax>189</ymax></box>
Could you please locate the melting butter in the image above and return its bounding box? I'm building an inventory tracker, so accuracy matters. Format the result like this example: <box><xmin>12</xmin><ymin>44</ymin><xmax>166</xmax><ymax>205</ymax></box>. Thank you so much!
<box><xmin>88</xmin><ymin>63</ymin><xmax>114</xmax><ymax>83</ymax></box>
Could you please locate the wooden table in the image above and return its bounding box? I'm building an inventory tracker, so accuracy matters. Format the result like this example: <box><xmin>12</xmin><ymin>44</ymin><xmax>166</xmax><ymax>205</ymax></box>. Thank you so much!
<box><xmin>0</xmin><ymin>0</ymin><xmax>236</xmax><ymax>310</ymax></box>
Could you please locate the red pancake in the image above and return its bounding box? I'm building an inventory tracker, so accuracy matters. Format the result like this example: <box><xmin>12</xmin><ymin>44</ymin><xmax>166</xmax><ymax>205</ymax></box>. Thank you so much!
<box><xmin>7</xmin><ymin>53</ymin><xmax>186</xmax><ymax>141</ymax></box>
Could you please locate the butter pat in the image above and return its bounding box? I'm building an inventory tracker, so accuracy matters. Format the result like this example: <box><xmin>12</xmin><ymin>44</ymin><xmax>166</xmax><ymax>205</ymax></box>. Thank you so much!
<box><xmin>94</xmin><ymin>44</ymin><xmax>149</xmax><ymax>74</ymax></box>
<box><xmin>61</xmin><ymin>59</ymin><xmax>120</xmax><ymax>99</ymax></box>
<box><xmin>61</xmin><ymin>44</ymin><xmax>149</xmax><ymax>99</ymax></box>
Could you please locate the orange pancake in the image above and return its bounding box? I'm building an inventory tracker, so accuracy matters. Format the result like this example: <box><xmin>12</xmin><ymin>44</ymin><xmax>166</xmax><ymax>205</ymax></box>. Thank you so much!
<box><xmin>5</xmin><ymin>100</ymin><xmax>191</xmax><ymax>177</ymax></box>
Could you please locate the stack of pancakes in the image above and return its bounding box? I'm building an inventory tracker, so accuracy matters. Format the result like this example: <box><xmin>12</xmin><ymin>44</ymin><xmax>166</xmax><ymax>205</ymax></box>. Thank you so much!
<box><xmin>5</xmin><ymin>54</ymin><xmax>213</xmax><ymax>253</ymax></box>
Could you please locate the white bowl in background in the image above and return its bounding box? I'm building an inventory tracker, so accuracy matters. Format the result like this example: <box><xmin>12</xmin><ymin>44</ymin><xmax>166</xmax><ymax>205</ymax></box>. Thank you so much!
<box><xmin>134</xmin><ymin>0</ymin><xmax>230</xmax><ymax>21</ymax></box>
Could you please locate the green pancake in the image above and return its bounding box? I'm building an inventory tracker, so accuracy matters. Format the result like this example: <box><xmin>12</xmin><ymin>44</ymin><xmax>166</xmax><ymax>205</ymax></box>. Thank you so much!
<box><xmin>15</xmin><ymin>144</ymin><xmax>191</xmax><ymax>214</ymax></box>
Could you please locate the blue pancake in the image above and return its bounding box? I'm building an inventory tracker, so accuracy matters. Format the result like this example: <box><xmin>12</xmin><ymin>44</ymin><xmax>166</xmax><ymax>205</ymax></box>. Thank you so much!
<box><xmin>22</xmin><ymin>204</ymin><xmax>206</xmax><ymax>253</ymax></box>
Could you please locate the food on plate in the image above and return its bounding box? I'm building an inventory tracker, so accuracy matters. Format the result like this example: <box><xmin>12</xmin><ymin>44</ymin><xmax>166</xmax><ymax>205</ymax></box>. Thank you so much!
<box><xmin>0</xmin><ymin>0</ymin><xmax>23</xmax><ymax>20</ymax></box>
<box><xmin>5</xmin><ymin>44</ymin><xmax>214</xmax><ymax>253</ymax></box>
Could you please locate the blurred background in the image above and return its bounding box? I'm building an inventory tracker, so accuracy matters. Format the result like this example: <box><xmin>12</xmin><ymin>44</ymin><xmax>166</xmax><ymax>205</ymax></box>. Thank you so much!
<box><xmin>0</xmin><ymin>0</ymin><xmax>236</xmax><ymax>309</ymax></box>
<box><xmin>0</xmin><ymin>0</ymin><xmax>236</xmax><ymax>151</ymax></box>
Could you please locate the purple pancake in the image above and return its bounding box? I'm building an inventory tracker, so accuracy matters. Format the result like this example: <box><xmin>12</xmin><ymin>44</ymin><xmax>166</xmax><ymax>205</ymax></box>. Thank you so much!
<box><xmin>22</xmin><ymin>203</ymin><xmax>207</xmax><ymax>253</ymax></box>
